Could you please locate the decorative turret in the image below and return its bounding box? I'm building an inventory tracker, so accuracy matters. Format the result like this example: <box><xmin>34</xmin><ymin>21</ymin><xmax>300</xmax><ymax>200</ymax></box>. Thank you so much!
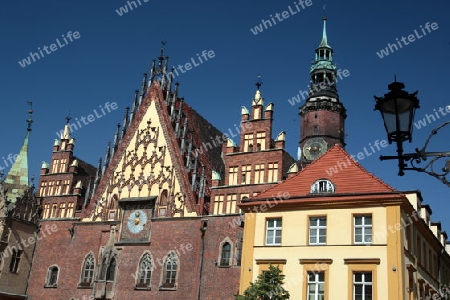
<box><xmin>299</xmin><ymin>16</ymin><xmax>347</xmax><ymax>164</ymax></box>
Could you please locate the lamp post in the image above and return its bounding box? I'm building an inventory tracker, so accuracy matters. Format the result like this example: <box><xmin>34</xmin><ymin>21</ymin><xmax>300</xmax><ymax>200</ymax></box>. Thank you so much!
<box><xmin>374</xmin><ymin>80</ymin><xmax>450</xmax><ymax>187</ymax></box>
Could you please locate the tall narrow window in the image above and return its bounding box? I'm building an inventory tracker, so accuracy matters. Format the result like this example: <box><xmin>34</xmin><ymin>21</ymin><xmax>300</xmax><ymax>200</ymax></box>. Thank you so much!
<box><xmin>354</xmin><ymin>215</ymin><xmax>372</xmax><ymax>244</ymax></box>
<box><xmin>256</xmin><ymin>132</ymin><xmax>266</xmax><ymax>151</ymax></box>
<box><xmin>265</xmin><ymin>218</ymin><xmax>282</xmax><ymax>245</ymax></box>
<box><xmin>55</xmin><ymin>180</ymin><xmax>62</xmax><ymax>195</ymax></box>
<box><xmin>51</xmin><ymin>204</ymin><xmax>57</xmax><ymax>218</ymax></box>
<box><xmin>46</xmin><ymin>266</ymin><xmax>59</xmax><ymax>287</ymax></box>
<box><xmin>214</xmin><ymin>195</ymin><xmax>224</xmax><ymax>214</ymax></box>
<box><xmin>9</xmin><ymin>249</ymin><xmax>22</xmax><ymax>273</ymax></box>
<box><xmin>226</xmin><ymin>194</ymin><xmax>237</xmax><ymax>214</ymax></box>
<box><xmin>220</xmin><ymin>243</ymin><xmax>231</xmax><ymax>266</ymax></box>
<box><xmin>66</xmin><ymin>202</ymin><xmax>74</xmax><ymax>218</ymax></box>
<box><xmin>106</xmin><ymin>258</ymin><xmax>116</xmax><ymax>281</ymax></box>
<box><xmin>137</xmin><ymin>253</ymin><xmax>152</xmax><ymax>288</ymax></box>
<box><xmin>162</xmin><ymin>254</ymin><xmax>178</xmax><ymax>288</ymax></box>
<box><xmin>160</xmin><ymin>190</ymin><xmax>168</xmax><ymax>206</ymax></box>
<box><xmin>307</xmin><ymin>271</ymin><xmax>325</xmax><ymax>300</ymax></box>
<box><xmin>243</xmin><ymin>134</ymin><xmax>253</xmax><ymax>152</ymax></box>
<box><xmin>51</xmin><ymin>159</ymin><xmax>59</xmax><ymax>173</ymax></box>
<box><xmin>59</xmin><ymin>159</ymin><xmax>67</xmax><ymax>173</ymax></box>
<box><xmin>353</xmin><ymin>272</ymin><xmax>372</xmax><ymax>300</ymax></box>
<box><xmin>59</xmin><ymin>203</ymin><xmax>66</xmax><ymax>218</ymax></box>
<box><xmin>309</xmin><ymin>217</ymin><xmax>326</xmax><ymax>245</ymax></box>
<box><xmin>48</xmin><ymin>181</ymin><xmax>55</xmax><ymax>196</ymax></box>
<box><xmin>43</xmin><ymin>204</ymin><xmax>50</xmax><ymax>219</ymax></box>
<box><xmin>254</xmin><ymin>164</ymin><xmax>265</xmax><ymax>184</ymax></box>
<box><xmin>241</xmin><ymin>165</ymin><xmax>251</xmax><ymax>184</ymax></box>
<box><xmin>63</xmin><ymin>180</ymin><xmax>71</xmax><ymax>194</ymax></box>
<box><xmin>267</xmin><ymin>163</ymin><xmax>278</xmax><ymax>182</ymax></box>
<box><xmin>81</xmin><ymin>254</ymin><xmax>95</xmax><ymax>284</ymax></box>
<box><xmin>228</xmin><ymin>166</ymin><xmax>238</xmax><ymax>185</ymax></box>
<box><xmin>39</xmin><ymin>181</ymin><xmax>47</xmax><ymax>196</ymax></box>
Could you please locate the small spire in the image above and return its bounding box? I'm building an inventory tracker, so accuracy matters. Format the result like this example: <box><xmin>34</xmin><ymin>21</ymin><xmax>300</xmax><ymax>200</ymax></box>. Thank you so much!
<box><xmin>320</xmin><ymin>15</ymin><xmax>329</xmax><ymax>47</ymax></box>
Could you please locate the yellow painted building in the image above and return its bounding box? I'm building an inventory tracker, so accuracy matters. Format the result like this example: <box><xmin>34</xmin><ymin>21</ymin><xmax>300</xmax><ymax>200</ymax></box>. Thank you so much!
<box><xmin>238</xmin><ymin>145</ymin><xmax>450</xmax><ymax>299</ymax></box>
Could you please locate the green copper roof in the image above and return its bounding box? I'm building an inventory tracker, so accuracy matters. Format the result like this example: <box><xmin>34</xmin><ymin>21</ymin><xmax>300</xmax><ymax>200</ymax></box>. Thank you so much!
<box><xmin>4</xmin><ymin>131</ymin><xmax>30</xmax><ymax>202</ymax></box>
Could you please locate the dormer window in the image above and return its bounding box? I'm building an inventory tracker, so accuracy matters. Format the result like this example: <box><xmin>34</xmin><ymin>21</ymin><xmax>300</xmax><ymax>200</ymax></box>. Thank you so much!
<box><xmin>310</xmin><ymin>179</ymin><xmax>335</xmax><ymax>194</ymax></box>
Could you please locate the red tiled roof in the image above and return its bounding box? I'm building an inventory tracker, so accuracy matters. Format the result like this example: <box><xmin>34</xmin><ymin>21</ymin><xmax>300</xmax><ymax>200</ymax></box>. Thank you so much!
<box><xmin>254</xmin><ymin>144</ymin><xmax>397</xmax><ymax>200</ymax></box>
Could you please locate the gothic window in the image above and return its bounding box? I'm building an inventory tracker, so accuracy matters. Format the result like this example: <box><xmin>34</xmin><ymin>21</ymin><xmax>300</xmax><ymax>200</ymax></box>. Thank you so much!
<box><xmin>100</xmin><ymin>257</ymin><xmax>108</xmax><ymax>280</ymax></box>
<box><xmin>59</xmin><ymin>203</ymin><xmax>66</xmax><ymax>218</ymax></box>
<box><xmin>161</xmin><ymin>253</ymin><xmax>178</xmax><ymax>289</ymax></box>
<box><xmin>45</xmin><ymin>266</ymin><xmax>59</xmax><ymax>287</ymax></box>
<box><xmin>106</xmin><ymin>258</ymin><xmax>116</xmax><ymax>281</ymax></box>
<box><xmin>136</xmin><ymin>253</ymin><xmax>153</xmax><ymax>288</ymax></box>
<box><xmin>81</xmin><ymin>254</ymin><xmax>95</xmax><ymax>285</ymax></box>
<box><xmin>310</xmin><ymin>179</ymin><xmax>335</xmax><ymax>194</ymax></box>
<box><xmin>220</xmin><ymin>242</ymin><xmax>232</xmax><ymax>266</ymax></box>
<box><xmin>160</xmin><ymin>190</ymin><xmax>168</xmax><ymax>206</ymax></box>
<box><xmin>9</xmin><ymin>249</ymin><xmax>22</xmax><ymax>273</ymax></box>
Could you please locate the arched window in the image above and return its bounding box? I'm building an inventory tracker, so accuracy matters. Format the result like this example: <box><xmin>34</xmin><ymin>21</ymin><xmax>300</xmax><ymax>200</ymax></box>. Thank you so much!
<box><xmin>162</xmin><ymin>253</ymin><xmax>178</xmax><ymax>288</ymax></box>
<box><xmin>106</xmin><ymin>258</ymin><xmax>116</xmax><ymax>281</ymax></box>
<box><xmin>310</xmin><ymin>179</ymin><xmax>335</xmax><ymax>194</ymax></box>
<box><xmin>46</xmin><ymin>266</ymin><xmax>59</xmax><ymax>287</ymax></box>
<box><xmin>100</xmin><ymin>257</ymin><xmax>107</xmax><ymax>280</ymax></box>
<box><xmin>81</xmin><ymin>254</ymin><xmax>95</xmax><ymax>284</ymax></box>
<box><xmin>220</xmin><ymin>243</ymin><xmax>231</xmax><ymax>266</ymax></box>
<box><xmin>137</xmin><ymin>253</ymin><xmax>152</xmax><ymax>288</ymax></box>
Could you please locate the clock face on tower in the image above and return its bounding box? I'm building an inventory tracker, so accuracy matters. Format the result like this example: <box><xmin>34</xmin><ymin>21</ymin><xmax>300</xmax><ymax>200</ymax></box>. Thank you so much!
<box><xmin>303</xmin><ymin>137</ymin><xmax>328</xmax><ymax>161</ymax></box>
<box><xmin>127</xmin><ymin>210</ymin><xmax>147</xmax><ymax>234</ymax></box>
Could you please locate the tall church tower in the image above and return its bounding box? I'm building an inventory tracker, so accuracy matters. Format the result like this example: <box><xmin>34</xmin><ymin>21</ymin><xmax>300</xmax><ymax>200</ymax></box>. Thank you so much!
<box><xmin>299</xmin><ymin>17</ymin><xmax>346</xmax><ymax>164</ymax></box>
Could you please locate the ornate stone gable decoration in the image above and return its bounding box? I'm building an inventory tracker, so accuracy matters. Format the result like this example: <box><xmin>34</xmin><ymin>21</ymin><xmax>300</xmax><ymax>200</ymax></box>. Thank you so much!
<box><xmin>118</xmin><ymin>197</ymin><xmax>156</xmax><ymax>244</ymax></box>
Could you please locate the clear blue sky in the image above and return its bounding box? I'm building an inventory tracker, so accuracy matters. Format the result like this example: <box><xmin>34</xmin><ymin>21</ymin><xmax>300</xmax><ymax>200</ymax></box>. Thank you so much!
<box><xmin>1</xmin><ymin>0</ymin><xmax>449</xmax><ymax>229</ymax></box>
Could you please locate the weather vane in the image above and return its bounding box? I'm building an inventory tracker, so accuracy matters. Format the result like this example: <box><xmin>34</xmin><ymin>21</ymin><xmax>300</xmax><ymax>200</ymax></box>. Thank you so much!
<box><xmin>255</xmin><ymin>74</ymin><xmax>263</xmax><ymax>90</ymax></box>
<box><xmin>27</xmin><ymin>101</ymin><xmax>33</xmax><ymax>131</ymax></box>
<box><xmin>65</xmin><ymin>110</ymin><xmax>72</xmax><ymax>124</ymax></box>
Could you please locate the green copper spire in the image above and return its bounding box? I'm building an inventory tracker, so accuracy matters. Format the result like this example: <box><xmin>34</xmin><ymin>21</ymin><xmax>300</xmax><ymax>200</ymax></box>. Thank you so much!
<box><xmin>4</xmin><ymin>104</ymin><xmax>33</xmax><ymax>203</ymax></box>
<box><xmin>319</xmin><ymin>17</ymin><xmax>330</xmax><ymax>48</ymax></box>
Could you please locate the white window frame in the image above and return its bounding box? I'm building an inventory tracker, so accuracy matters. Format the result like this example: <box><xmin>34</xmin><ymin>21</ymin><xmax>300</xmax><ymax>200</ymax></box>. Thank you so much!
<box><xmin>353</xmin><ymin>271</ymin><xmax>372</xmax><ymax>300</ymax></box>
<box><xmin>265</xmin><ymin>218</ymin><xmax>282</xmax><ymax>246</ymax></box>
<box><xmin>309</xmin><ymin>217</ymin><xmax>326</xmax><ymax>245</ymax></box>
<box><xmin>354</xmin><ymin>215</ymin><xmax>372</xmax><ymax>245</ymax></box>
<box><xmin>307</xmin><ymin>271</ymin><xmax>325</xmax><ymax>300</ymax></box>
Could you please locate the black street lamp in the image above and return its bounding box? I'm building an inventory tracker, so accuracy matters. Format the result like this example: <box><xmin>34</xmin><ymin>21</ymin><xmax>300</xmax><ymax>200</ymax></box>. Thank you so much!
<box><xmin>374</xmin><ymin>80</ymin><xmax>450</xmax><ymax>187</ymax></box>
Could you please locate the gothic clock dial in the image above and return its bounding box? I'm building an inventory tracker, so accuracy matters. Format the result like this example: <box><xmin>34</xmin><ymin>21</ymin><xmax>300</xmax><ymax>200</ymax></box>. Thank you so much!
<box><xmin>127</xmin><ymin>210</ymin><xmax>147</xmax><ymax>234</ymax></box>
<box><xmin>303</xmin><ymin>137</ymin><xmax>328</xmax><ymax>161</ymax></box>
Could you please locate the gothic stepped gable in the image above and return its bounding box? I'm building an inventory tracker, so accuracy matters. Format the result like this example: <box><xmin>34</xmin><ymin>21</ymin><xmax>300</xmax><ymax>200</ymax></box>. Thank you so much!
<box><xmin>86</xmin><ymin>81</ymin><xmax>224</xmax><ymax>221</ymax></box>
<box><xmin>254</xmin><ymin>144</ymin><xmax>399</xmax><ymax>201</ymax></box>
